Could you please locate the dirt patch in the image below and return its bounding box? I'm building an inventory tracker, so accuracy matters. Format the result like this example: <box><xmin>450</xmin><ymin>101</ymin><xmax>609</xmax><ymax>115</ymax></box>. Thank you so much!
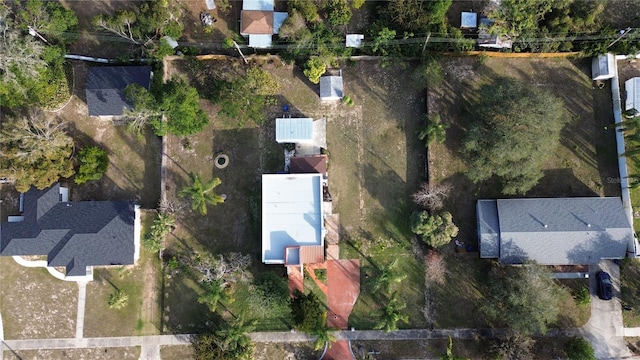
<box><xmin>0</xmin><ymin>257</ymin><xmax>78</xmax><ymax>339</ymax></box>
<box><xmin>253</xmin><ymin>342</ymin><xmax>320</xmax><ymax>360</ymax></box>
<box><xmin>160</xmin><ymin>344</ymin><xmax>194</xmax><ymax>359</ymax></box>
<box><xmin>2</xmin><ymin>347</ymin><xmax>141</xmax><ymax>360</ymax></box>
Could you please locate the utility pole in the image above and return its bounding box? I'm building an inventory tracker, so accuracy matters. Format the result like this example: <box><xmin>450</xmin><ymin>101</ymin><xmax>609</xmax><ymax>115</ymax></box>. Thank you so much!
<box><xmin>608</xmin><ymin>27</ymin><xmax>633</xmax><ymax>49</ymax></box>
<box><xmin>422</xmin><ymin>32</ymin><xmax>431</xmax><ymax>56</ymax></box>
<box><xmin>233</xmin><ymin>41</ymin><xmax>248</xmax><ymax>65</ymax></box>
<box><xmin>28</xmin><ymin>26</ymin><xmax>51</xmax><ymax>45</ymax></box>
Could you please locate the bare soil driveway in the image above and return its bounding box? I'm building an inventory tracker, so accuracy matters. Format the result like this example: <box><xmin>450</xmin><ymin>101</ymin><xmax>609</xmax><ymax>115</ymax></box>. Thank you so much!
<box><xmin>584</xmin><ymin>260</ymin><xmax>633</xmax><ymax>359</ymax></box>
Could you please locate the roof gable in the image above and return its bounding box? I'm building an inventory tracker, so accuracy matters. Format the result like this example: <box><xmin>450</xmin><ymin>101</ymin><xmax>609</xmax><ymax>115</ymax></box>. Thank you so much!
<box><xmin>320</xmin><ymin>76</ymin><xmax>343</xmax><ymax>100</ymax></box>
<box><xmin>241</xmin><ymin>10</ymin><xmax>274</xmax><ymax>34</ymax></box>
<box><xmin>1</xmin><ymin>184</ymin><xmax>136</xmax><ymax>275</ymax></box>
<box><xmin>86</xmin><ymin>66</ymin><xmax>151</xmax><ymax>116</ymax></box>
<box><xmin>290</xmin><ymin>155</ymin><xmax>327</xmax><ymax>174</ymax></box>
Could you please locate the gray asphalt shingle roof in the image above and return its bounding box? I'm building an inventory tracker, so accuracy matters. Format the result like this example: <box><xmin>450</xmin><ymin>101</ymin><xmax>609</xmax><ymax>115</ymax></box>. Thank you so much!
<box><xmin>320</xmin><ymin>76</ymin><xmax>343</xmax><ymax>100</ymax></box>
<box><xmin>478</xmin><ymin>198</ymin><xmax>634</xmax><ymax>265</ymax></box>
<box><xmin>85</xmin><ymin>66</ymin><xmax>151</xmax><ymax>116</ymax></box>
<box><xmin>0</xmin><ymin>184</ymin><xmax>136</xmax><ymax>276</ymax></box>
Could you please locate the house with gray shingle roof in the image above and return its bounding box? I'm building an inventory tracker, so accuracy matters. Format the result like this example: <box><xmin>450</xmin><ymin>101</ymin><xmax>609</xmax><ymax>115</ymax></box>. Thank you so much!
<box><xmin>86</xmin><ymin>66</ymin><xmax>152</xmax><ymax>117</ymax></box>
<box><xmin>0</xmin><ymin>183</ymin><xmax>140</xmax><ymax>280</ymax></box>
<box><xmin>477</xmin><ymin>198</ymin><xmax>635</xmax><ymax>265</ymax></box>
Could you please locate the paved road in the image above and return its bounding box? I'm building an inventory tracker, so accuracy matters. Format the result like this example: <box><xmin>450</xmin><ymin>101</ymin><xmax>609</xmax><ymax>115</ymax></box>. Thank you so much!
<box><xmin>584</xmin><ymin>261</ymin><xmax>634</xmax><ymax>359</ymax></box>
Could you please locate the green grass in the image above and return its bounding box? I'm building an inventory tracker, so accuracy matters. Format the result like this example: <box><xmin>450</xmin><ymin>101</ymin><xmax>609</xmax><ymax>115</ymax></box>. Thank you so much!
<box><xmin>621</xmin><ymin>258</ymin><xmax>640</xmax><ymax>326</ymax></box>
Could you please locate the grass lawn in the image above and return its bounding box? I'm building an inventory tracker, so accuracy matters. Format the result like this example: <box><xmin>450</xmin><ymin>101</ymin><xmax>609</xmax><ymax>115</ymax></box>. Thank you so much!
<box><xmin>1</xmin><ymin>347</ymin><xmax>140</xmax><ymax>360</ymax></box>
<box><xmin>0</xmin><ymin>257</ymin><xmax>78</xmax><ymax>339</ymax></box>
<box><xmin>621</xmin><ymin>258</ymin><xmax>640</xmax><ymax>326</ymax></box>
<box><xmin>160</xmin><ymin>345</ymin><xmax>194</xmax><ymax>359</ymax></box>
<box><xmin>428</xmin><ymin>56</ymin><xmax>619</xmax><ymax>328</ymax></box>
<box><xmin>160</xmin><ymin>58</ymin><xmax>428</xmax><ymax>330</ymax></box>
<box><xmin>253</xmin><ymin>342</ymin><xmax>320</xmax><ymax>360</ymax></box>
<box><xmin>83</xmin><ymin>246</ymin><xmax>162</xmax><ymax>337</ymax></box>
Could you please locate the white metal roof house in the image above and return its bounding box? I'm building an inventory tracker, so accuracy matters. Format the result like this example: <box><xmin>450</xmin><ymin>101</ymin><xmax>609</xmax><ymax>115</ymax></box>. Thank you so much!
<box><xmin>240</xmin><ymin>0</ymin><xmax>288</xmax><ymax>48</ymax></box>
<box><xmin>320</xmin><ymin>75</ymin><xmax>343</xmax><ymax>101</ymax></box>
<box><xmin>477</xmin><ymin>198</ymin><xmax>635</xmax><ymax>265</ymax></box>
<box><xmin>592</xmin><ymin>53</ymin><xmax>617</xmax><ymax>81</ymax></box>
<box><xmin>625</xmin><ymin>77</ymin><xmax>640</xmax><ymax>117</ymax></box>
<box><xmin>261</xmin><ymin>174</ymin><xmax>326</xmax><ymax>265</ymax></box>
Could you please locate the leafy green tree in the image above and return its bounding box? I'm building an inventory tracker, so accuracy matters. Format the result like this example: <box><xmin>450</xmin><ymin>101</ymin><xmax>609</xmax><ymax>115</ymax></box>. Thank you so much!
<box><xmin>564</xmin><ymin>337</ymin><xmax>595</xmax><ymax>360</ymax></box>
<box><xmin>303</xmin><ymin>57</ymin><xmax>326</xmax><ymax>84</ymax></box>
<box><xmin>326</xmin><ymin>0</ymin><xmax>352</xmax><ymax>26</ymax></box>
<box><xmin>143</xmin><ymin>211</ymin><xmax>175</xmax><ymax>253</ymax></box>
<box><xmin>74</xmin><ymin>146</ymin><xmax>108</xmax><ymax>185</ymax></box>
<box><xmin>371</xmin><ymin>27</ymin><xmax>398</xmax><ymax>56</ymax></box>
<box><xmin>15</xmin><ymin>0</ymin><xmax>78</xmax><ymax>45</ymax></box>
<box><xmin>108</xmin><ymin>288</ymin><xmax>129</xmax><ymax>309</ymax></box>
<box><xmin>125</xmin><ymin>79</ymin><xmax>208</xmax><ymax>136</ymax></box>
<box><xmin>255</xmin><ymin>271</ymin><xmax>289</xmax><ymax>306</ymax></box>
<box><xmin>462</xmin><ymin>77</ymin><xmax>568</xmax><ymax>195</ymax></box>
<box><xmin>290</xmin><ymin>290</ymin><xmax>325</xmax><ymax>332</ymax></box>
<box><xmin>352</xmin><ymin>0</ymin><xmax>366</xmax><ymax>10</ymax></box>
<box><xmin>0</xmin><ymin>110</ymin><xmax>74</xmax><ymax>192</ymax></box>
<box><xmin>288</xmin><ymin>0</ymin><xmax>320</xmax><ymax>23</ymax></box>
<box><xmin>213</xmin><ymin>67</ymin><xmax>279</xmax><ymax>126</ymax></box>
<box><xmin>383</xmin><ymin>0</ymin><xmax>452</xmax><ymax>33</ymax></box>
<box><xmin>481</xmin><ymin>263</ymin><xmax>562</xmax><ymax>335</ymax></box>
<box><xmin>418</xmin><ymin>114</ymin><xmax>448</xmax><ymax>146</ymax></box>
<box><xmin>0</xmin><ymin>29</ymin><xmax>46</xmax><ymax>107</ymax></box>
<box><xmin>372</xmin><ymin>258</ymin><xmax>407</xmax><ymax>293</ymax></box>
<box><xmin>374</xmin><ymin>292</ymin><xmax>409</xmax><ymax>332</ymax></box>
<box><xmin>278</xmin><ymin>11</ymin><xmax>309</xmax><ymax>40</ymax></box>
<box><xmin>411</xmin><ymin>211</ymin><xmax>459</xmax><ymax>248</ymax></box>
<box><xmin>179</xmin><ymin>173</ymin><xmax>224</xmax><ymax>216</ymax></box>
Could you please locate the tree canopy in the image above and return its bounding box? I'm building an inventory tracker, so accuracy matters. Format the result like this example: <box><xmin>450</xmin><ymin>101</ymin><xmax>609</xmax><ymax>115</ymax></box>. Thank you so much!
<box><xmin>125</xmin><ymin>78</ymin><xmax>208</xmax><ymax>136</ymax></box>
<box><xmin>15</xmin><ymin>0</ymin><xmax>78</xmax><ymax>45</ymax></box>
<box><xmin>481</xmin><ymin>263</ymin><xmax>562</xmax><ymax>335</ymax></box>
<box><xmin>290</xmin><ymin>290</ymin><xmax>325</xmax><ymax>332</ymax></box>
<box><xmin>411</xmin><ymin>211</ymin><xmax>459</xmax><ymax>248</ymax></box>
<box><xmin>74</xmin><ymin>145</ymin><xmax>108</xmax><ymax>184</ymax></box>
<box><xmin>212</xmin><ymin>67</ymin><xmax>279</xmax><ymax>126</ymax></box>
<box><xmin>462</xmin><ymin>77</ymin><xmax>568</xmax><ymax>195</ymax></box>
<box><xmin>179</xmin><ymin>173</ymin><xmax>224</xmax><ymax>216</ymax></box>
<box><xmin>0</xmin><ymin>110</ymin><xmax>74</xmax><ymax>192</ymax></box>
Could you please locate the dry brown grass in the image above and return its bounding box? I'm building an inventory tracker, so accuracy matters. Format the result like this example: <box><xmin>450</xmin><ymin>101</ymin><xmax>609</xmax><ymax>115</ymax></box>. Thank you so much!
<box><xmin>2</xmin><ymin>347</ymin><xmax>140</xmax><ymax>360</ymax></box>
<box><xmin>0</xmin><ymin>257</ymin><xmax>78</xmax><ymax>339</ymax></box>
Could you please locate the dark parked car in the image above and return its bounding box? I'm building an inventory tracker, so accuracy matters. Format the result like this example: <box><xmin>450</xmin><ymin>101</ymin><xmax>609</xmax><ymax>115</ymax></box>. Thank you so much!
<box><xmin>597</xmin><ymin>271</ymin><xmax>613</xmax><ymax>300</ymax></box>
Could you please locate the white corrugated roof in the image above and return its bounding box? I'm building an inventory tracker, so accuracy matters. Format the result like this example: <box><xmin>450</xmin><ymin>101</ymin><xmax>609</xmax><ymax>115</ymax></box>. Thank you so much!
<box><xmin>242</xmin><ymin>0</ymin><xmax>274</xmax><ymax>11</ymax></box>
<box><xmin>625</xmin><ymin>77</ymin><xmax>640</xmax><ymax>113</ymax></box>
<box><xmin>262</xmin><ymin>174</ymin><xmax>324</xmax><ymax>264</ymax></box>
<box><xmin>248</xmin><ymin>34</ymin><xmax>273</xmax><ymax>48</ymax></box>
<box><xmin>461</xmin><ymin>12</ymin><xmax>478</xmax><ymax>28</ymax></box>
<box><xmin>320</xmin><ymin>76</ymin><xmax>343</xmax><ymax>100</ymax></box>
<box><xmin>346</xmin><ymin>34</ymin><xmax>364</xmax><ymax>48</ymax></box>
<box><xmin>275</xmin><ymin>118</ymin><xmax>313</xmax><ymax>143</ymax></box>
<box><xmin>273</xmin><ymin>12</ymin><xmax>288</xmax><ymax>34</ymax></box>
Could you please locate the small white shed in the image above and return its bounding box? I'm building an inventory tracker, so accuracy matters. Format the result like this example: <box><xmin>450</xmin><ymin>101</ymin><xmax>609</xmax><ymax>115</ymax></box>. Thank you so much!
<box><xmin>346</xmin><ymin>34</ymin><xmax>364</xmax><ymax>48</ymax></box>
<box><xmin>275</xmin><ymin>118</ymin><xmax>314</xmax><ymax>143</ymax></box>
<box><xmin>461</xmin><ymin>12</ymin><xmax>478</xmax><ymax>29</ymax></box>
<box><xmin>592</xmin><ymin>53</ymin><xmax>616</xmax><ymax>81</ymax></box>
<box><xmin>625</xmin><ymin>77</ymin><xmax>640</xmax><ymax>117</ymax></box>
<box><xmin>320</xmin><ymin>75</ymin><xmax>343</xmax><ymax>101</ymax></box>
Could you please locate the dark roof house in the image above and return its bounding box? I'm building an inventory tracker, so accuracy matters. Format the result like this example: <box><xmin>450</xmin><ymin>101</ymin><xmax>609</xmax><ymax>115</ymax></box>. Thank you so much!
<box><xmin>0</xmin><ymin>184</ymin><xmax>139</xmax><ymax>278</ymax></box>
<box><xmin>477</xmin><ymin>198</ymin><xmax>635</xmax><ymax>265</ymax></box>
<box><xmin>86</xmin><ymin>66</ymin><xmax>152</xmax><ymax>117</ymax></box>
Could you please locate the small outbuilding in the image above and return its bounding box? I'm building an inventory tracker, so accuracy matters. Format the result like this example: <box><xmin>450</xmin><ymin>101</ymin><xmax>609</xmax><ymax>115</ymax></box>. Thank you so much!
<box><xmin>86</xmin><ymin>66</ymin><xmax>152</xmax><ymax>118</ymax></box>
<box><xmin>592</xmin><ymin>53</ymin><xmax>617</xmax><ymax>81</ymax></box>
<box><xmin>240</xmin><ymin>0</ymin><xmax>288</xmax><ymax>48</ymax></box>
<box><xmin>276</xmin><ymin>118</ymin><xmax>314</xmax><ymax>143</ymax></box>
<box><xmin>461</xmin><ymin>12</ymin><xmax>478</xmax><ymax>29</ymax></box>
<box><xmin>345</xmin><ymin>34</ymin><xmax>364</xmax><ymax>48</ymax></box>
<box><xmin>320</xmin><ymin>75</ymin><xmax>343</xmax><ymax>101</ymax></box>
<box><xmin>625</xmin><ymin>77</ymin><xmax>640</xmax><ymax>117</ymax></box>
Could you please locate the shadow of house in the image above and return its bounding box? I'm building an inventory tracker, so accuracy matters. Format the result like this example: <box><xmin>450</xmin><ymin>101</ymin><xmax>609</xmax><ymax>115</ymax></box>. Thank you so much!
<box><xmin>526</xmin><ymin>168</ymin><xmax>599</xmax><ymax>198</ymax></box>
<box><xmin>478</xmin><ymin>197</ymin><xmax>635</xmax><ymax>265</ymax></box>
<box><xmin>0</xmin><ymin>183</ymin><xmax>140</xmax><ymax>280</ymax></box>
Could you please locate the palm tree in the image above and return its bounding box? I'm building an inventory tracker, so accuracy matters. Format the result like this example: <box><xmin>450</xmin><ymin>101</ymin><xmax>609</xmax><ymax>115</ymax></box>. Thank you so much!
<box><xmin>312</xmin><ymin>325</ymin><xmax>337</xmax><ymax>351</ymax></box>
<box><xmin>107</xmin><ymin>288</ymin><xmax>129</xmax><ymax>309</ymax></box>
<box><xmin>179</xmin><ymin>172</ymin><xmax>224</xmax><ymax>215</ymax></box>
<box><xmin>198</xmin><ymin>280</ymin><xmax>230</xmax><ymax>313</ymax></box>
<box><xmin>372</xmin><ymin>259</ymin><xmax>407</xmax><ymax>294</ymax></box>
<box><xmin>418</xmin><ymin>114</ymin><xmax>448</xmax><ymax>146</ymax></box>
<box><xmin>215</xmin><ymin>312</ymin><xmax>256</xmax><ymax>359</ymax></box>
<box><xmin>374</xmin><ymin>292</ymin><xmax>409</xmax><ymax>332</ymax></box>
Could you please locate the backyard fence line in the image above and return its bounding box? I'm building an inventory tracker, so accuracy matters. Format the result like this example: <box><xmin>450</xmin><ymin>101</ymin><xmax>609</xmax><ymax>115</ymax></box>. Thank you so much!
<box><xmin>64</xmin><ymin>55</ymin><xmax>152</xmax><ymax>63</ymax></box>
<box><xmin>444</xmin><ymin>51</ymin><xmax>581</xmax><ymax>58</ymax></box>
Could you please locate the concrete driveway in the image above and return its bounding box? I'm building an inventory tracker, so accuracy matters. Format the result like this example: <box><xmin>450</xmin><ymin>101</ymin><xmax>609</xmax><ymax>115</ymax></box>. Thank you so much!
<box><xmin>583</xmin><ymin>260</ymin><xmax>632</xmax><ymax>359</ymax></box>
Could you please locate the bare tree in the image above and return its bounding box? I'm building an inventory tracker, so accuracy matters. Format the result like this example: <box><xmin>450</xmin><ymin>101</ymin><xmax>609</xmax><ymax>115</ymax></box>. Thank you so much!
<box><xmin>0</xmin><ymin>30</ymin><xmax>46</xmax><ymax>92</ymax></box>
<box><xmin>425</xmin><ymin>250</ymin><xmax>447</xmax><ymax>285</ymax></box>
<box><xmin>411</xmin><ymin>182</ymin><xmax>452</xmax><ymax>211</ymax></box>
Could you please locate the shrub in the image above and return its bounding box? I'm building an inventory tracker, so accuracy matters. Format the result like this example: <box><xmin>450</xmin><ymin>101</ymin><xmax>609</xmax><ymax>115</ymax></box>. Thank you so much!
<box><xmin>314</xmin><ymin>268</ymin><xmax>327</xmax><ymax>282</ymax></box>
<box><xmin>75</xmin><ymin>146</ymin><xmax>108</xmax><ymax>185</ymax></box>
<box><xmin>303</xmin><ymin>57</ymin><xmax>326</xmax><ymax>84</ymax></box>
<box><xmin>326</xmin><ymin>0</ymin><xmax>352</xmax><ymax>26</ymax></box>
<box><xmin>411</xmin><ymin>211</ymin><xmax>459</xmax><ymax>248</ymax></box>
<box><xmin>108</xmin><ymin>288</ymin><xmax>129</xmax><ymax>309</ymax></box>
<box><xmin>564</xmin><ymin>337</ymin><xmax>596</xmax><ymax>360</ymax></box>
<box><xmin>342</xmin><ymin>95</ymin><xmax>354</xmax><ymax>106</ymax></box>
<box><xmin>574</xmin><ymin>286</ymin><xmax>591</xmax><ymax>307</ymax></box>
<box><xmin>352</xmin><ymin>0</ymin><xmax>365</xmax><ymax>9</ymax></box>
<box><xmin>255</xmin><ymin>271</ymin><xmax>289</xmax><ymax>303</ymax></box>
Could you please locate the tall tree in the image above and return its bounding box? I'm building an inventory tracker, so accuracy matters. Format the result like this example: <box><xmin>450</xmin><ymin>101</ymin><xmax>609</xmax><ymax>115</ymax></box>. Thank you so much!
<box><xmin>214</xmin><ymin>314</ymin><xmax>256</xmax><ymax>360</ymax></box>
<box><xmin>374</xmin><ymin>292</ymin><xmax>409</xmax><ymax>332</ymax></box>
<box><xmin>462</xmin><ymin>77</ymin><xmax>568</xmax><ymax>195</ymax></box>
<box><xmin>481</xmin><ymin>263</ymin><xmax>562</xmax><ymax>335</ymax></box>
<box><xmin>372</xmin><ymin>258</ymin><xmax>407</xmax><ymax>293</ymax></box>
<box><xmin>198</xmin><ymin>279</ymin><xmax>231</xmax><ymax>313</ymax></box>
<box><xmin>179</xmin><ymin>173</ymin><xmax>224</xmax><ymax>216</ymax></box>
<box><xmin>0</xmin><ymin>110</ymin><xmax>74</xmax><ymax>192</ymax></box>
<box><xmin>290</xmin><ymin>290</ymin><xmax>325</xmax><ymax>332</ymax></box>
<box><xmin>411</xmin><ymin>211</ymin><xmax>459</xmax><ymax>248</ymax></box>
<box><xmin>15</xmin><ymin>0</ymin><xmax>78</xmax><ymax>44</ymax></box>
<box><xmin>74</xmin><ymin>145</ymin><xmax>108</xmax><ymax>184</ymax></box>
